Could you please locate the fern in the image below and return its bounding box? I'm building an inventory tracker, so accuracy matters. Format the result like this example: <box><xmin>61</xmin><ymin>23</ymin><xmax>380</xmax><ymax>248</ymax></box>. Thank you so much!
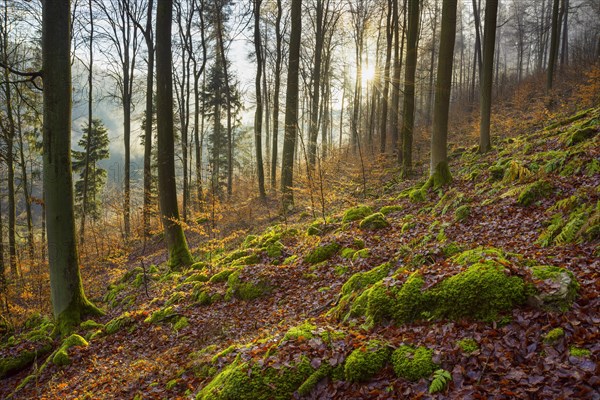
<box><xmin>429</xmin><ymin>369</ymin><xmax>452</xmax><ymax>394</ymax></box>
<box><xmin>537</xmin><ymin>214</ymin><xmax>565</xmax><ymax>247</ymax></box>
<box><xmin>554</xmin><ymin>212</ymin><xmax>586</xmax><ymax>245</ymax></box>
<box><xmin>549</xmin><ymin>195</ymin><xmax>580</xmax><ymax>213</ymax></box>
<box><xmin>503</xmin><ymin>161</ymin><xmax>531</xmax><ymax>183</ymax></box>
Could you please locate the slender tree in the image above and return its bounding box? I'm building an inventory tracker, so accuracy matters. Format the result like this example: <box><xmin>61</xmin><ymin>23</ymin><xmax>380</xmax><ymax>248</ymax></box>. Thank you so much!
<box><xmin>270</xmin><ymin>0</ymin><xmax>283</xmax><ymax>190</ymax></box>
<box><xmin>254</xmin><ymin>0</ymin><xmax>266</xmax><ymax>199</ymax></box>
<box><xmin>400</xmin><ymin>0</ymin><xmax>419</xmax><ymax>176</ymax></box>
<box><xmin>156</xmin><ymin>0</ymin><xmax>194</xmax><ymax>269</ymax></box>
<box><xmin>479</xmin><ymin>0</ymin><xmax>498</xmax><ymax>153</ymax></box>
<box><xmin>280</xmin><ymin>0</ymin><xmax>301</xmax><ymax>208</ymax></box>
<box><xmin>547</xmin><ymin>0</ymin><xmax>560</xmax><ymax>91</ymax></box>
<box><xmin>42</xmin><ymin>0</ymin><xmax>102</xmax><ymax>334</ymax></box>
<box><xmin>429</xmin><ymin>0</ymin><xmax>458</xmax><ymax>188</ymax></box>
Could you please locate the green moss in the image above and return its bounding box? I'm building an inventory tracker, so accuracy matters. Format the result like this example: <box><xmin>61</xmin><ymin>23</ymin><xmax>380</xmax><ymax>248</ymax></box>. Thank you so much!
<box><xmin>342</xmin><ymin>205</ymin><xmax>373</xmax><ymax>222</ymax></box>
<box><xmin>431</xmin><ymin>262</ymin><xmax>525</xmax><ymax>321</ymax></box>
<box><xmin>166</xmin><ymin>291</ymin><xmax>186</xmax><ymax>306</ymax></box>
<box><xmin>297</xmin><ymin>365</ymin><xmax>331</xmax><ymax>396</ymax></box>
<box><xmin>543</xmin><ymin>328</ymin><xmax>565</xmax><ymax>344</ymax></box>
<box><xmin>488</xmin><ymin>165</ymin><xmax>505</xmax><ymax>181</ymax></box>
<box><xmin>454</xmin><ymin>205</ymin><xmax>471</xmax><ymax>222</ymax></box>
<box><xmin>567</xmin><ymin>127</ymin><xmax>596</xmax><ymax>146</ymax></box>
<box><xmin>352</xmin><ymin>248</ymin><xmax>370</xmax><ymax>260</ymax></box>
<box><xmin>426</xmin><ymin>161</ymin><xmax>453</xmax><ymax>189</ymax></box>
<box><xmin>380</xmin><ymin>205</ymin><xmax>403</xmax><ymax>215</ymax></box>
<box><xmin>401</xmin><ymin>221</ymin><xmax>415</xmax><ymax>232</ymax></box>
<box><xmin>457</xmin><ymin>338</ymin><xmax>479</xmax><ymax>354</ymax></box>
<box><xmin>227</xmin><ymin>271</ymin><xmax>271</xmax><ymax>301</ymax></box>
<box><xmin>144</xmin><ymin>306</ymin><xmax>176</xmax><ymax>324</ymax></box>
<box><xmin>390</xmin><ymin>273</ymin><xmax>429</xmax><ymax>323</ymax></box>
<box><xmin>282</xmin><ymin>255</ymin><xmax>298</xmax><ymax>265</ymax></box>
<box><xmin>340</xmin><ymin>248</ymin><xmax>356</xmax><ymax>259</ymax></box>
<box><xmin>341</xmin><ymin>263</ymin><xmax>392</xmax><ymax>296</ymax></box>
<box><xmin>409</xmin><ymin>188</ymin><xmax>426</xmax><ymax>203</ymax></box>
<box><xmin>196</xmin><ymin>356</ymin><xmax>314</xmax><ymax>400</ymax></box>
<box><xmin>569</xmin><ymin>346</ymin><xmax>591</xmax><ymax>358</ymax></box>
<box><xmin>344</xmin><ymin>340</ymin><xmax>390</xmax><ymax>382</ymax></box>
<box><xmin>209</xmin><ymin>269</ymin><xmax>236</xmax><ymax>283</ymax></box>
<box><xmin>305</xmin><ymin>242</ymin><xmax>340</xmax><ymax>264</ymax></box>
<box><xmin>80</xmin><ymin>319</ymin><xmax>103</xmax><ymax>331</ymax></box>
<box><xmin>242</xmin><ymin>235</ymin><xmax>259</xmax><ymax>248</ymax></box>
<box><xmin>530</xmin><ymin>265</ymin><xmax>579</xmax><ymax>310</ymax></box>
<box><xmin>451</xmin><ymin>247</ymin><xmax>508</xmax><ymax>265</ymax></box>
<box><xmin>283</xmin><ymin>322</ymin><xmax>316</xmax><ymax>341</ymax></box>
<box><xmin>391</xmin><ymin>345</ymin><xmax>437</xmax><ymax>381</ymax></box>
<box><xmin>105</xmin><ymin>312</ymin><xmax>134</xmax><ymax>335</ymax></box>
<box><xmin>52</xmin><ymin>348</ymin><xmax>70</xmax><ymax>366</ymax></box>
<box><xmin>185</xmin><ymin>273</ymin><xmax>210</xmax><ymax>283</ymax></box>
<box><xmin>0</xmin><ymin>342</ymin><xmax>53</xmax><ymax>379</ymax></box>
<box><xmin>231</xmin><ymin>254</ymin><xmax>260</xmax><ymax>267</ymax></box>
<box><xmin>517</xmin><ymin>180</ymin><xmax>553</xmax><ymax>206</ymax></box>
<box><xmin>359</xmin><ymin>213</ymin><xmax>389</xmax><ymax>230</ymax></box>
<box><xmin>442</xmin><ymin>242</ymin><xmax>463</xmax><ymax>257</ymax></box>
<box><xmin>190</xmin><ymin>261</ymin><xmax>208</xmax><ymax>270</ymax></box>
<box><xmin>173</xmin><ymin>317</ymin><xmax>189</xmax><ymax>332</ymax></box>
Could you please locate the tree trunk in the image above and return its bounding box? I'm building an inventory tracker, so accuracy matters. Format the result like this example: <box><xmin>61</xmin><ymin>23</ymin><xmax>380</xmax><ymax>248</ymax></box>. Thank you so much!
<box><xmin>156</xmin><ymin>0</ymin><xmax>194</xmax><ymax>270</ymax></box>
<box><xmin>429</xmin><ymin>0</ymin><xmax>458</xmax><ymax>188</ymax></box>
<box><xmin>142</xmin><ymin>0</ymin><xmax>154</xmax><ymax>237</ymax></box>
<box><xmin>380</xmin><ymin>0</ymin><xmax>394</xmax><ymax>154</ymax></box>
<box><xmin>400</xmin><ymin>0</ymin><xmax>419</xmax><ymax>176</ymax></box>
<box><xmin>254</xmin><ymin>0</ymin><xmax>266</xmax><ymax>199</ymax></box>
<box><xmin>42</xmin><ymin>0</ymin><xmax>102</xmax><ymax>334</ymax></box>
<box><xmin>280</xmin><ymin>0</ymin><xmax>302</xmax><ymax>209</ymax></box>
<box><xmin>560</xmin><ymin>0</ymin><xmax>568</xmax><ymax>67</ymax></box>
<box><xmin>546</xmin><ymin>0</ymin><xmax>560</xmax><ymax>91</ymax></box>
<box><xmin>479</xmin><ymin>0</ymin><xmax>498</xmax><ymax>153</ymax></box>
<box><xmin>270</xmin><ymin>0</ymin><xmax>282</xmax><ymax>190</ymax></box>
<box><xmin>16</xmin><ymin>110</ymin><xmax>34</xmax><ymax>260</ymax></box>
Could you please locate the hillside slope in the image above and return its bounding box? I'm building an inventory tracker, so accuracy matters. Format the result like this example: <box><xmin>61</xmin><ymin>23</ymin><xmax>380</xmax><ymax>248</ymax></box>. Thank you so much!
<box><xmin>1</xmin><ymin>106</ymin><xmax>598</xmax><ymax>399</ymax></box>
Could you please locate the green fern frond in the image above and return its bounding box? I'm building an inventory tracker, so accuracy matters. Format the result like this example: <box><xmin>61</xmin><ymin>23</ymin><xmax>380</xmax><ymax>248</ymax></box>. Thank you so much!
<box><xmin>504</xmin><ymin>161</ymin><xmax>532</xmax><ymax>183</ymax></box>
<box><xmin>554</xmin><ymin>212</ymin><xmax>586</xmax><ymax>245</ymax></box>
<box><xmin>549</xmin><ymin>195</ymin><xmax>580</xmax><ymax>213</ymax></box>
<box><xmin>537</xmin><ymin>214</ymin><xmax>565</xmax><ymax>247</ymax></box>
<box><xmin>429</xmin><ymin>369</ymin><xmax>452</xmax><ymax>394</ymax></box>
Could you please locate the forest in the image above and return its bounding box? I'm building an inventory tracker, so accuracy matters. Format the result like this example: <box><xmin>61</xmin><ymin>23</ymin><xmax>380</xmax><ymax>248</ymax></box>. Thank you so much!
<box><xmin>0</xmin><ymin>0</ymin><xmax>598</xmax><ymax>398</ymax></box>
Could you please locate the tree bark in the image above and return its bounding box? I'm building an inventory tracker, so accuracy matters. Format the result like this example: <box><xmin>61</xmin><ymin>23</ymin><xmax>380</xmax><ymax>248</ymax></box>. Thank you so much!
<box><xmin>42</xmin><ymin>0</ymin><xmax>102</xmax><ymax>334</ymax></box>
<box><xmin>254</xmin><ymin>0</ymin><xmax>266</xmax><ymax>199</ymax></box>
<box><xmin>546</xmin><ymin>0</ymin><xmax>560</xmax><ymax>91</ymax></box>
<box><xmin>280</xmin><ymin>0</ymin><xmax>302</xmax><ymax>209</ymax></box>
<box><xmin>156</xmin><ymin>0</ymin><xmax>194</xmax><ymax>270</ymax></box>
<box><xmin>429</xmin><ymin>0</ymin><xmax>458</xmax><ymax>188</ymax></box>
<box><xmin>479</xmin><ymin>0</ymin><xmax>498</xmax><ymax>153</ymax></box>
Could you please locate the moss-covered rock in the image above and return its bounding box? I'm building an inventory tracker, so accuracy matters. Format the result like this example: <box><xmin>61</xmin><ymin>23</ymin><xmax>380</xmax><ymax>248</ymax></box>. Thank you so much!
<box><xmin>209</xmin><ymin>269</ymin><xmax>236</xmax><ymax>283</ymax></box>
<box><xmin>567</xmin><ymin>126</ymin><xmax>596</xmax><ymax>146</ymax></box>
<box><xmin>529</xmin><ymin>265</ymin><xmax>579</xmax><ymax>311</ymax></box>
<box><xmin>185</xmin><ymin>273</ymin><xmax>210</xmax><ymax>283</ymax></box>
<box><xmin>52</xmin><ymin>334</ymin><xmax>88</xmax><ymax>367</ymax></box>
<box><xmin>392</xmin><ymin>345</ymin><xmax>437</xmax><ymax>381</ymax></box>
<box><xmin>196</xmin><ymin>356</ymin><xmax>314</xmax><ymax>400</ymax></box>
<box><xmin>342</xmin><ymin>263</ymin><xmax>393</xmax><ymax>296</ymax></box>
<box><xmin>144</xmin><ymin>306</ymin><xmax>176</xmax><ymax>324</ymax></box>
<box><xmin>105</xmin><ymin>312</ymin><xmax>134</xmax><ymax>335</ymax></box>
<box><xmin>380</xmin><ymin>205</ymin><xmax>403</xmax><ymax>215</ymax></box>
<box><xmin>304</xmin><ymin>242</ymin><xmax>340</xmax><ymax>264</ymax></box>
<box><xmin>409</xmin><ymin>188</ymin><xmax>426</xmax><ymax>203</ymax></box>
<box><xmin>543</xmin><ymin>327</ymin><xmax>565</xmax><ymax>344</ymax></box>
<box><xmin>0</xmin><ymin>341</ymin><xmax>53</xmax><ymax>378</ymax></box>
<box><xmin>282</xmin><ymin>322</ymin><xmax>316</xmax><ymax>342</ymax></box>
<box><xmin>342</xmin><ymin>205</ymin><xmax>373</xmax><ymax>222</ymax></box>
<box><xmin>297</xmin><ymin>365</ymin><xmax>331</xmax><ymax>396</ymax></box>
<box><xmin>359</xmin><ymin>213</ymin><xmax>389</xmax><ymax>230</ymax></box>
<box><xmin>344</xmin><ymin>340</ymin><xmax>390</xmax><ymax>382</ymax></box>
<box><xmin>226</xmin><ymin>271</ymin><xmax>271</xmax><ymax>301</ymax></box>
<box><xmin>517</xmin><ymin>180</ymin><xmax>553</xmax><ymax>206</ymax></box>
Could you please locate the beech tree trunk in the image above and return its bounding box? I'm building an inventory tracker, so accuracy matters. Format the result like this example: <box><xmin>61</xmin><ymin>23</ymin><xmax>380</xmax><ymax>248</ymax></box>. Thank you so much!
<box><xmin>479</xmin><ymin>0</ymin><xmax>498</xmax><ymax>153</ymax></box>
<box><xmin>429</xmin><ymin>0</ymin><xmax>458</xmax><ymax>187</ymax></box>
<box><xmin>156</xmin><ymin>0</ymin><xmax>194</xmax><ymax>270</ymax></box>
<box><xmin>280</xmin><ymin>0</ymin><xmax>302</xmax><ymax>209</ymax></box>
<box><xmin>42</xmin><ymin>0</ymin><xmax>102</xmax><ymax>334</ymax></box>
<box><xmin>254</xmin><ymin>0</ymin><xmax>266</xmax><ymax>199</ymax></box>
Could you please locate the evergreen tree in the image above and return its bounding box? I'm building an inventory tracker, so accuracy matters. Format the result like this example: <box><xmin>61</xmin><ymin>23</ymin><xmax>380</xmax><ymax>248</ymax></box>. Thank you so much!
<box><xmin>72</xmin><ymin>119</ymin><xmax>109</xmax><ymax>220</ymax></box>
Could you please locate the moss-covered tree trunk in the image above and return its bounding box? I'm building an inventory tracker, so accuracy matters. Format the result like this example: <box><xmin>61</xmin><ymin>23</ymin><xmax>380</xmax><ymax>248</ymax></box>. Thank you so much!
<box><xmin>156</xmin><ymin>0</ymin><xmax>194</xmax><ymax>270</ymax></box>
<box><xmin>42</xmin><ymin>0</ymin><xmax>102</xmax><ymax>335</ymax></box>
<box><xmin>478</xmin><ymin>0</ymin><xmax>498</xmax><ymax>153</ymax></box>
<box><xmin>429</xmin><ymin>0</ymin><xmax>458</xmax><ymax>188</ymax></box>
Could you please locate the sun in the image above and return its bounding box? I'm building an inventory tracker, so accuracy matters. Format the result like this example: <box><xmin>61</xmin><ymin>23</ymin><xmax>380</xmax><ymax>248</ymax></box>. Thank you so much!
<box><xmin>362</xmin><ymin>65</ymin><xmax>376</xmax><ymax>82</ymax></box>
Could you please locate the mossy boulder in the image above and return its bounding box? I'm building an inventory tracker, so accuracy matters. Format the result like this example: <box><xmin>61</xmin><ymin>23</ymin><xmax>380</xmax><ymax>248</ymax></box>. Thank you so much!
<box><xmin>227</xmin><ymin>271</ymin><xmax>272</xmax><ymax>301</ymax></box>
<box><xmin>304</xmin><ymin>242</ymin><xmax>340</xmax><ymax>264</ymax></box>
<box><xmin>359</xmin><ymin>213</ymin><xmax>389</xmax><ymax>230</ymax></box>
<box><xmin>0</xmin><ymin>340</ymin><xmax>53</xmax><ymax>378</ymax></box>
<box><xmin>529</xmin><ymin>265</ymin><xmax>579</xmax><ymax>311</ymax></box>
<box><xmin>196</xmin><ymin>356</ymin><xmax>314</xmax><ymax>400</ymax></box>
<box><xmin>52</xmin><ymin>334</ymin><xmax>88</xmax><ymax>367</ymax></box>
<box><xmin>517</xmin><ymin>180</ymin><xmax>553</xmax><ymax>206</ymax></box>
<box><xmin>105</xmin><ymin>312</ymin><xmax>134</xmax><ymax>335</ymax></box>
<box><xmin>344</xmin><ymin>340</ymin><xmax>390</xmax><ymax>382</ymax></box>
<box><xmin>567</xmin><ymin>126</ymin><xmax>596</xmax><ymax>146</ymax></box>
<box><xmin>185</xmin><ymin>273</ymin><xmax>210</xmax><ymax>283</ymax></box>
<box><xmin>342</xmin><ymin>205</ymin><xmax>373</xmax><ymax>222</ymax></box>
<box><xmin>209</xmin><ymin>269</ymin><xmax>237</xmax><ymax>283</ymax></box>
<box><xmin>282</xmin><ymin>322</ymin><xmax>316</xmax><ymax>342</ymax></box>
<box><xmin>409</xmin><ymin>188</ymin><xmax>426</xmax><ymax>203</ymax></box>
<box><xmin>454</xmin><ymin>205</ymin><xmax>471</xmax><ymax>222</ymax></box>
<box><xmin>391</xmin><ymin>345</ymin><xmax>437</xmax><ymax>381</ymax></box>
<box><xmin>380</xmin><ymin>205</ymin><xmax>403</xmax><ymax>215</ymax></box>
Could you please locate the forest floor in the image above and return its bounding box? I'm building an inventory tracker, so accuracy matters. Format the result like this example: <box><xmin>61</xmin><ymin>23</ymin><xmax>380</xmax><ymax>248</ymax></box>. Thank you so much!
<box><xmin>1</xmin><ymin>69</ymin><xmax>599</xmax><ymax>399</ymax></box>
